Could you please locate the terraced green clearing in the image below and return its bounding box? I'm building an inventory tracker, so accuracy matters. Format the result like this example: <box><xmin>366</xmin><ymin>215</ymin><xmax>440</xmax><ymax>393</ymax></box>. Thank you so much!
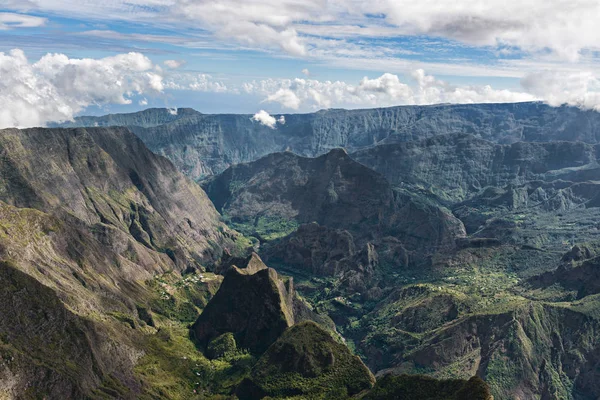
<box><xmin>223</xmin><ymin>214</ymin><xmax>299</xmax><ymax>242</ymax></box>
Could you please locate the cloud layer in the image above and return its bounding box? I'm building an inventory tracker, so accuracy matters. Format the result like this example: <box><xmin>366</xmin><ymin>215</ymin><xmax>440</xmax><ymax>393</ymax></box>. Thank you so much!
<box><xmin>4</xmin><ymin>49</ymin><xmax>600</xmax><ymax>129</ymax></box>
<box><xmin>9</xmin><ymin>1</ymin><xmax>600</xmax><ymax>61</ymax></box>
<box><xmin>0</xmin><ymin>12</ymin><xmax>46</xmax><ymax>30</ymax></box>
<box><xmin>180</xmin><ymin>68</ymin><xmax>600</xmax><ymax>112</ymax></box>
<box><xmin>0</xmin><ymin>49</ymin><xmax>163</xmax><ymax>128</ymax></box>
<box><xmin>243</xmin><ymin>70</ymin><xmax>536</xmax><ymax>110</ymax></box>
<box><xmin>522</xmin><ymin>70</ymin><xmax>600</xmax><ymax>110</ymax></box>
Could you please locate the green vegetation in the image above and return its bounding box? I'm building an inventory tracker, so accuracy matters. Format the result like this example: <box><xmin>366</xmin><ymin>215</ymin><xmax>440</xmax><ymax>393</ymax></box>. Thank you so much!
<box><xmin>135</xmin><ymin>322</ymin><xmax>255</xmax><ymax>399</ymax></box>
<box><xmin>147</xmin><ymin>272</ymin><xmax>222</xmax><ymax>323</ymax></box>
<box><xmin>224</xmin><ymin>214</ymin><xmax>299</xmax><ymax>241</ymax></box>
<box><xmin>207</xmin><ymin>333</ymin><xmax>238</xmax><ymax>360</ymax></box>
<box><xmin>7</xmin><ymin>122</ymin><xmax>600</xmax><ymax>400</ymax></box>
<box><xmin>134</xmin><ymin>271</ymin><xmax>257</xmax><ymax>399</ymax></box>
<box><xmin>239</xmin><ymin>321</ymin><xmax>375</xmax><ymax>400</ymax></box>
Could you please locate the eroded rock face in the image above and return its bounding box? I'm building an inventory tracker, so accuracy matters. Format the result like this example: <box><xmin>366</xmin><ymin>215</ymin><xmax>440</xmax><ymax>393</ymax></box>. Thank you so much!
<box><xmin>0</xmin><ymin>126</ymin><xmax>242</xmax><ymax>397</ymax></box>
<box><xmin>192</xmin><ymin>253</ymin><xmax>331</xmax><ymax>354</ymax></box>
<box><xmin>193</xmin><ymin>266</ymin><xmax>293</xmax><ymax>354</ymax></box>
<box><xmin>0</xmin><ymin>127</ymin><xmax>239</xmax><ymax>270</ymax></box>
<box><xmin>371</xmin><ymin>302</ymin><xmax>600</xmax><ymax>400</ymax></box>
<box><xmin>528</xmin><ymin>255</ymin><xmax>600</xmax><ymax>300</ymax></box>
<box><xmin>0</xmin><ymin>262</ymin><xmax>141</xmax><ymax>399</ymax></box>
<box><xmin>204</xmin><ymin>149</ymin><xmax>466</xmax><ymax>282</ymax></box>
<box><xmin>236</xmin><ymin>321</ymin><xmax>375</xmax><ymax>400</ymax></box>
<box><xmin>262</xmin><ymin>223</ymin><xmax>378</xmax><ymax>291</ymax></box>
<box><xmin>204</xmin><ymin>148</ymin><xmax>397</xmax><ymax>233</ymax></box>
<box><xmin>60</xmin><ymin>103</ymin><xmax>600</xmax><ymax>180</ymax></box>
<box><xmin>352</xmin><ymin>133</ymin><xmax>599</xmax><ymax>202</ymax></box>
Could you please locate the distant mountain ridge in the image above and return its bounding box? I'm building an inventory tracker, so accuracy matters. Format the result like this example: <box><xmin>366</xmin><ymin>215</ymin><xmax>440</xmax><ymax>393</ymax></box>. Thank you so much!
<box><xmin>52</xmin><ymin>107</ymin><xmax>202</xmax><ymax>128</ymax></box>
<box><xmin>57</xmin><ymin>102</ymin><xmax>600</xmax><ymax>180</ymax></box>
<box><xmin>352</xmin><ymin>133</ymin><xmax>600</xmax><ymax>202</ymax></box>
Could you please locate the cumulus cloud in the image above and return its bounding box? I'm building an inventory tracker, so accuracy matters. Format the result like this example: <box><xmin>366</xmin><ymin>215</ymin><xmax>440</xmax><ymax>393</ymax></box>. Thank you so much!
<box><xmin>0</xmin><ymin>49</ymin><xmax>164</xmax><ymax>129</ymax></box>
<box><xmin>521</xmin><ymin>70</ymin><xmax>600</xmax><ymax>110</ymax></box>
<box><xmin>251</xmin><ymin>110</ymin><xmax>286</xmax><ymax>129</ymax></box>
<box><xmin>165</xmin><ymin>73</ymin><xmax>229</xmax><ymax>92</ymax></box>
<box><xmin>164</xmin><ymin>59</ymin><xmax>185</xmax><ymax>69</ymax></box>
<box><xmin>301</xmin><ymin>68</ymin><xmax>310</xmax><ymax>76</ymax></box>
<box><xmin>264</xmin><ymin>88</ymin><xmax>301</xmax><ymax>109</ymax></box>
<box><xmin>0</xmin><ymin>12</ymin><xmax>46</xmax><ymax>30</ymax></box>
<box><xmin>246</xmin><ymin>69</ymin><xmax>535</xmax><ymax>110</ymax></box>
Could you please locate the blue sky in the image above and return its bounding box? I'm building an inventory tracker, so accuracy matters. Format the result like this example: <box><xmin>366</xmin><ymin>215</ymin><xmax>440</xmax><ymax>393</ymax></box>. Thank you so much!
<box><xmin>1</xmin><ymin>1</ymin><xmax>600</xmax><ymax>127</ymax></box>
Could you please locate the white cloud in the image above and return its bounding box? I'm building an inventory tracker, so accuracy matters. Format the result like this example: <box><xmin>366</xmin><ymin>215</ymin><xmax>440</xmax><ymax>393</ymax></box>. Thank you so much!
<box><xmin>9</xmin><ymin>1</ymin><xmax>600</xmax><ymax>62</ymax></box>
<box><xmin>139</xmin><ymin>98</ymin><xmax>148</xmax><ymax>106</ymax></box>
<box><xmin>0</xmin><ymin>49</ymin><xmax>164</xmax><ymax>129</ymax></box>
<box><xmin>1</xmin><ymin>0</ymin><xmax>37</xmax><ymax>9</ymax></box>
<box><xmin>372</xmin><ymin>0</ymin><xmax>600</xmax><ymax>62</ymax></box>
<box><xmin>165</xmin><ymin>73</ymin><xmax>229</xmax><ymax>92</ymax></box>
<box><xmin>164</xmin><ymin>59</ymin><xmax>186</xmax><ymax>69</ymax></box>
<box><xmin>167</xmin><ymin>107</ymin><xmax>178</xmax><ymax>115</ymax></box>
<box><xmin>264</xmin><ymin>88</ymin><xmax>301</xmax><ymax>109</ymax></box>
<box><xmin>251</xmin><ymin>110</ymin><xmax>287</xmax><ymax>129</ymax></box>
<box><xmin>0</xmin><ymin>12</ymin><xmax>46</xmax><ymax>30</ymax></box>
<box><xmin>521</xmin><ymin>70</ymin><xmax>600</xmax><ymax>110</ymax></box>
<box><xmin>161</xmin><ymin>66</ymin><xmax>600</xmax><ymax>112</ymax></box>
<box><xmin>301</xmin><ymin>68</ymin><xmax>310</xmax><ymax>76</ymax></box>
<box><xmin>248</xmin><ymin>69</ymin><xmax>535</xmax><ymax>110</ymax></box>
<box><xmin>170</xmin><ymin>0</ymin><xmax>318</xmax><ymax>56</ymax></box>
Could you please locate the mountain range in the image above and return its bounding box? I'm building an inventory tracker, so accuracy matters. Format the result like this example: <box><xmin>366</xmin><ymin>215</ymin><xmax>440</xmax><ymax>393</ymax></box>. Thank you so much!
<box><xmin>56</xmin><ymin>102</ymin><xmax>600</xmax><ymax>181</ymax></box>
<box><xmin>4</xmin><ymin>102</ymin><xmax>600</xmax><ymax>399</ymax></box>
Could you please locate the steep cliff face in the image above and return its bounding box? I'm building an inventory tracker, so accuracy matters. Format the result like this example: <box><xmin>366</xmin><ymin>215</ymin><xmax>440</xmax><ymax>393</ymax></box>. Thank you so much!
<box><xmin>192</xmin><ymin>253</ymin><xmax>332</xmax><ymax>355</ymax></box>
<box><xmin>352</xmin><ymin>133</ymin><xmax>599</xmax><ymax>202</ymax></box>
<box><xmin>401</xmin><ymin>303</ymin><xmax>600</xmax><ymax>400</ymax></box>
<box><xmin>0</xmin><ymin>127</ymin><xmax>235</xmax><ymax>269</ymax></box>
<box><xmin>53</xmin><ymin>107</ymin><xmax>201</xmax><ymax>128</ymax></box>
<box><xmin>0</xmin><ymin>261</ymin><xmax>141</xmax><ymax>399</ymax></box>
<box><xmin>527</xmin><ymin>252</ymin><xmax>600</xmax><ymax>301</ymax></box>
<box><xmin>61</xmin><ymin>102</ymin><xmax>600</xmax><ymax>180</ymax></box>
<box><xmin>192</xmin><ymin>254</ymin><xmax>295</xmax><ymax>355</ymax></box>
<box><xmin>262</xmin><ymin>222</ymin><xmax>379</xmax><ymax>291</ymax></box>
<box><xmin>0</xmin><ymin>127</ymin><xmax>245</xmax><ymax>398</ymax></box>
<box><xmin>204</xmin><ymin>149</ymin><xmax>397</xmax><ymax>234</ymax></box>
<box><xmin>352</xmin><ymin>132</ymin><xmax>600</xmax><ymax>256</ymax></box>
<box><xmin>203</xmin><ymin>149</ymin><xmax>465</xmax><ymax>287</ymax></box>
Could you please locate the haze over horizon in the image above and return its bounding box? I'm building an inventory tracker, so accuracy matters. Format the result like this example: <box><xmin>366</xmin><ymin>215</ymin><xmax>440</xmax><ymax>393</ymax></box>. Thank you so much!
<box><xmin>2</xmin><ymin>1</ymin><xmax>600</xmax><ymax>128</ymax></box>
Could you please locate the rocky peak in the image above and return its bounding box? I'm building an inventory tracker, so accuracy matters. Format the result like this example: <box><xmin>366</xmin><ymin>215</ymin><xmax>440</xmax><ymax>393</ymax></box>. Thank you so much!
<box><xmin>203</xmin><ymin>149</ymin><xmax>396</xmax><ymax>234</ymax></box>
<box><xmin>192</xmin><ymin>254</ymin><xmax>296</xmax><ymax>354</ymax></box>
